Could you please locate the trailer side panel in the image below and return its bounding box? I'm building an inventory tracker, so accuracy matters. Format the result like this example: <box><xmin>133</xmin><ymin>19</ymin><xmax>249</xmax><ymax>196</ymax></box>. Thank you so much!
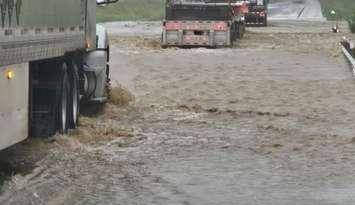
<box><xmin>0</xmin><ymin>0</ymin><xmax>88</xmax><ymax>67</ymax></box>
<box><xmin>0</xmin><ymin>63</ymin><xmax>29</xmax><ymax>150</ymax></box>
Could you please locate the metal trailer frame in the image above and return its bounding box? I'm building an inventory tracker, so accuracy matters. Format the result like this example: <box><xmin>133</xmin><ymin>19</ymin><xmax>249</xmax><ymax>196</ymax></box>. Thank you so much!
<box><xmin>162</xmin><ymin>21</ymin><xmax>232</xmax><ymax>47</ymax></box>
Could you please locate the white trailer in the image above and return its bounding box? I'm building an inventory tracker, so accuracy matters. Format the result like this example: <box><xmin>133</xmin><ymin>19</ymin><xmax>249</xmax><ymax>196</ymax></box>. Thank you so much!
<box><xmin>0</xmin><ymin>0</ymin><xmax>118</xmax><ymax>151</ymax></box>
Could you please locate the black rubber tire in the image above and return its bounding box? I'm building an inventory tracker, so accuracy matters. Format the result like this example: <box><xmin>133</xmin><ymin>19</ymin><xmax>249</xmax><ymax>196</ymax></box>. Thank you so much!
<box><xmin>58</xmin><ymin>63</ymin><xmax>69</xmax><ymax>134</ymax></box>
<box><xmin>68</xmin><ymin>63</ymin><xmax>80</xmax><ymax>129</ymax></box>
<box><xmin>263</xmin><ymin>16</ymin><xmax>268</xmax><ymax>27</ymax></box>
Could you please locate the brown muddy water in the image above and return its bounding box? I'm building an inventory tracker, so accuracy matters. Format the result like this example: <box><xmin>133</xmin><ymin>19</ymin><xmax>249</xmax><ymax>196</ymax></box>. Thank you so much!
<box><xmin>1</xmin><ymin>20</ymin><xmax>355</xmax><ymax>204</ymax></box>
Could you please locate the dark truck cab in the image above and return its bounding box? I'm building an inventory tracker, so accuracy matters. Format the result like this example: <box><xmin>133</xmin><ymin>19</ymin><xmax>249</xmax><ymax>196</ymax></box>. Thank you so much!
<box><xmin>245</xmin><ymin>0</ymin><xmax>268</xmax><ymax>26</ymax></box>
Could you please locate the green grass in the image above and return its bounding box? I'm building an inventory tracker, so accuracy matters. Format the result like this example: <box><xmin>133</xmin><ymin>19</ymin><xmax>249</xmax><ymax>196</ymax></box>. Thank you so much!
<box><xmin>318</xmin><ymin>0</ymin><xmax>355</xmax><ymax>20</ymax></box>
<box><xmin>318</xmin><ymin>0</ymin><xmax>355</xmax><ymax>32</ymax></box>
<box><xmin>350</xmin><ymin>16</ymin><xmax>355</xmax><ymax>33</ymax></box>
<box><xmin>96</xmin><ymin>0</ymin><xmax>355</xmax><ymax>32</ymax></box>
<box><xmin>96</xmin><ymin>0</ymin><xmax>165</xmax><ymax>22</ymax></box>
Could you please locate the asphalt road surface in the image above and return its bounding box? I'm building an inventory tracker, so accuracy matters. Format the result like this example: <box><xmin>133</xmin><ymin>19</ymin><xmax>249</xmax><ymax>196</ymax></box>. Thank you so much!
<box><xmin>269</xmin><ymin>0</ymin><xmax>326</xmax><ymax>21</ymax></box>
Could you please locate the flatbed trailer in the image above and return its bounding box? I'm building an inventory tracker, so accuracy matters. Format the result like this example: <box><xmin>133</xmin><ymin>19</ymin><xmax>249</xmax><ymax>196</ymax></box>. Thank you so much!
<box><xmin>0</xmin><ymin>0</ymin><xmax>118</xmax><ymax>151</ymax></box>
<box><xmin>162</xmin><ymin>0</ymin><xmax>248</xmax><ymax>47</ymax></box>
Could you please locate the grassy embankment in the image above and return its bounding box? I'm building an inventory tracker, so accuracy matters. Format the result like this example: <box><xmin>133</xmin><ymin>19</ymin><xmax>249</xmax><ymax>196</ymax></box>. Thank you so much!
<box><xmin>97</xmin><ymin>0</ymin><xmax>283</xmax><ymax>22</ymax></box>
<box><xmin>96</xmin><ymin>0</ymin><xmax>164</xmax><ymax>22</ymax></box>
<box><xmin>318</xmin><ymin>0</ymin><xmax>355</xmax><ymax>32</ymax></box>
<box><xmin>96</xmin><ymin>0</ymin><xmax>355</xmax><ymax>32</ymax></box>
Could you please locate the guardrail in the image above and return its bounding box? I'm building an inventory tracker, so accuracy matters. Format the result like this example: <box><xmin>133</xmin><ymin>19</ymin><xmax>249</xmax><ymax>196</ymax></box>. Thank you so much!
<box><xmin>341</xmin><ymin>37</ymin><xmax>355</xmax><ymax>75</ymax></box>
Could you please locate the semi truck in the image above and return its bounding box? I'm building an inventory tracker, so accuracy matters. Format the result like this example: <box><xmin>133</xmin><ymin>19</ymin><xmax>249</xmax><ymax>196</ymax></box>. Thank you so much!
<box><xmin>245</xmin><ymin>0</ymin><xmax>268</xmax><ymax>26</ymax></box>
<box><xmin>162</xmin><ymin>0</ymin><xmax>249</xmax><ymax>47</ymax></box>
<box><xmin>0</xmin><ymin>0</ymin><xmax>118</xmax><ymax>151</ymax></box>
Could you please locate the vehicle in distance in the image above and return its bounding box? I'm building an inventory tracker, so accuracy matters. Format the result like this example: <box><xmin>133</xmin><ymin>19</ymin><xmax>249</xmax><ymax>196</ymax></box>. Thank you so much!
<box><xmin>245</xmin><ymin>0</ymin><xmax>268</xmax><ymax>26</ymax></box>
<box><xmin>162</xmin><ymin>0</ymin><xmax>249</xmax><ymax>47</ymax></box>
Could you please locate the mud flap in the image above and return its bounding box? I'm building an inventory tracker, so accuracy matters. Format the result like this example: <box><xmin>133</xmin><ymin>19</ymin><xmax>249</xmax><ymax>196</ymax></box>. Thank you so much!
<box><xmin>178</xmin><ymin>30</ymin><xmax>183</xmax><ymax>46</ymax></box>
<box><xmin>226</xmin><ymin>29</ymin><xmax>231</xmax><ymax>46</ymax></box>
<box><xmin>162</xmin><ymin>29</ymin><xmax>167</xmax><ymax>46</ymax></box>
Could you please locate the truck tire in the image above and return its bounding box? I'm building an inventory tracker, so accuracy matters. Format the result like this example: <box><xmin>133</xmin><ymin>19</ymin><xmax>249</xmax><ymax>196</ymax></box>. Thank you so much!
<box><xmin>263</xmin><ymin>15</ymin><xmax>268</xmax><ymax>27</ymax></box>
<box><xmin>68</xmin><ymin>62</ymin><xmax>80</xmax><ymax>129</ymax></box>
<box><xmin>58</xmin><ymin>63</ymin><xmax>70</xmax><ymax>134</ymax></box>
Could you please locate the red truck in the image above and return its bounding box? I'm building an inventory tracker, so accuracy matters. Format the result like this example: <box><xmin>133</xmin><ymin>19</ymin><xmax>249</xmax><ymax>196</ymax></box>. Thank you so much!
<box><xmin>162</xmin><ymin>0</ymin><xmax>249</xmax><ymax>47</ymax></box>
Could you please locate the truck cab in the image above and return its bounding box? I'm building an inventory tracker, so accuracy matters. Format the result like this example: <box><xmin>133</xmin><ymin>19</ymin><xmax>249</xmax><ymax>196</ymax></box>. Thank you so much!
<box><xmin>245</xmin><ymin>0</ymin><xmax>268</xmax><ymax>26</ymax></box>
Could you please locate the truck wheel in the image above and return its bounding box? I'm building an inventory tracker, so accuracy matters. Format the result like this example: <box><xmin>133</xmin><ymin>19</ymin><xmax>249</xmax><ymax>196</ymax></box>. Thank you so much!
<box><xmin>58</xmin><ymin>63</ymin><xmax>69</xmax><ymax>134</ymax></box>
<box><xmin>68</xmin><ymin>63</ymin><xmax>80</xmax><ymax>128</ymax></box>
